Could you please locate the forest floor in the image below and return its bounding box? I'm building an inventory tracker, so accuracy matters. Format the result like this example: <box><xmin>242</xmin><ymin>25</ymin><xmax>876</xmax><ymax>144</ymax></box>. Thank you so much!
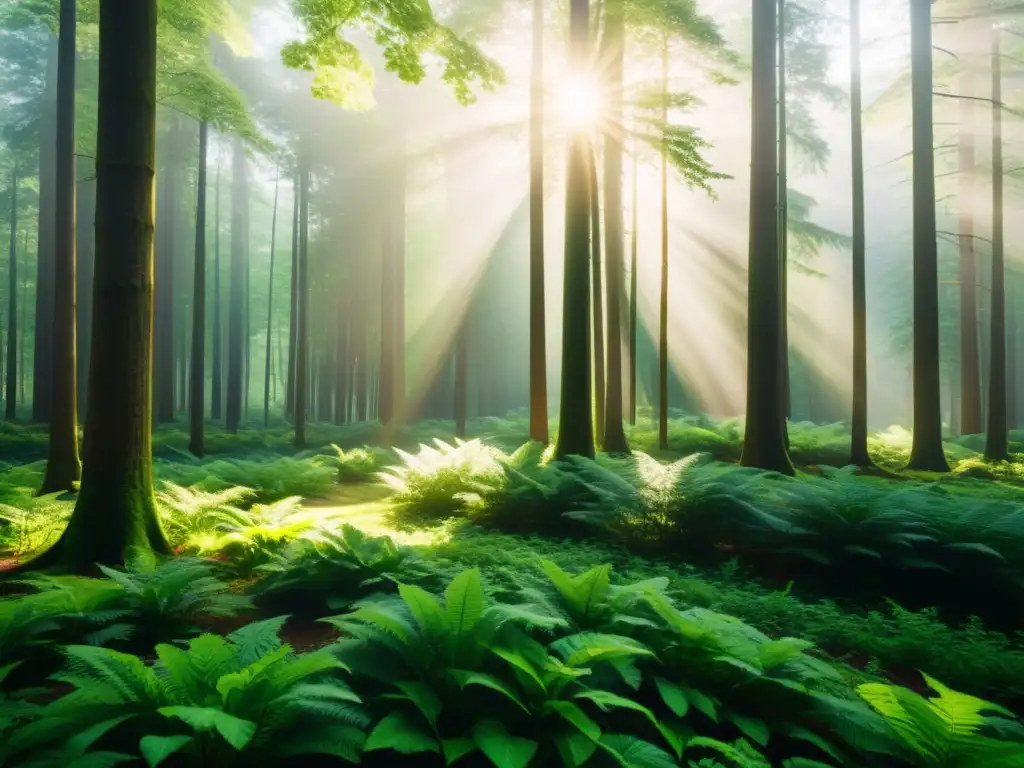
<box><xmin>2</xmin><ymin>413</ymin><xmax>1024</xmax><ymax>766</ymax></box>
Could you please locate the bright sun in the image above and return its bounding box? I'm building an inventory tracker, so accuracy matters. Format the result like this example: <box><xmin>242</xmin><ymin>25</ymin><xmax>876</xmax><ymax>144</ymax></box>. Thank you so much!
<box><xmin>558</xmin><ymin>74</ymin><xmax>603</xmax><ymax>129</ymax></box>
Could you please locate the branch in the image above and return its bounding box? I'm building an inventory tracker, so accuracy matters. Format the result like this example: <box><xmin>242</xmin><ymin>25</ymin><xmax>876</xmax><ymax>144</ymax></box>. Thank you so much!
<box><xmin>938</xmin><ymin>230</ymin><xmax>993</xmax><ymax>244</ymax></box>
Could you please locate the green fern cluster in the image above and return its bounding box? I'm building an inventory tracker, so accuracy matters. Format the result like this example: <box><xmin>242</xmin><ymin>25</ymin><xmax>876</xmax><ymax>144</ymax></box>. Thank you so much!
<box><xmin>0</xmin><ymin>616</ymin><xmax>369</xmax><ymax>767</ymax></box>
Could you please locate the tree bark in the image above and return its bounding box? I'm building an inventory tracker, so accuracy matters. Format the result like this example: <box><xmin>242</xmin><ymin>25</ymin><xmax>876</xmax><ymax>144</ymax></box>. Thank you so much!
<box><xmin>211</xmin><ymin>150</ymin><xmax>222</xmax><ymax>420</ymax></box>
<box><xmin>589</xmin><ymin>147</ymin><xmax>606</xmax><ymax>446</ymax></box>
<box><xmin>33</xmin><ymin>35</ymin><xmax>58</xmax><ymax>424</ymax></box>
<box><xmin>601</xmin><ymin>0</ymin><xmax>629</xmax><ymax>452</ymax></box>
<box><xmin>985</xmin><ymin>28</ymin><xmax>1007</xmax><ymax>461</ymax></box>
<box><xmin>41</xmin><ymin>0</ymin><xmax>82</xmax><ymax>494</ymax></box>
<box><xmin>849</xmin><ymin>0</ymin><xmax>872</xmax><ymax>467</ymax></box>
<box><xmin>6</xmin><ymin>170</ymin><xmax>18</xmax><ymax>420</ymax></box>
<box><xmin>294</xmin><ymin>163</ymin><xmax>310</xmax><ymax>449</ymax></box>
<box><xmin>777</xmin><ymin>0</ymin><xmax>791</xmax><ymax>430</ymax></box>
<box><xmin>658</xmin><ymin>39</ymin><xmax>669</xmax><ymax>451</ymax></box>
<box><xmin>906</xmin><ymin>0</ymin><xmax>950</xmax><ymax>472</ymax></box>
<box><xmin>529</xmin><ymin>0</ymin><xmax>549</xmax><ymax>444</ymax></box>
<box><xmin>286</xmin><ymin>174</ymin><xmax>298</xmax><ymax>419</ymax></box>
<box><xmin>958</xmin><ymin>74</ymin><xmax>982</xmax><ymax>435</ymax></box>
<box><xmin>225</xmin><ymin>137</ymin><xmax>247</xmax><ymax>433</ymax></box>
<box><xmin>188</xmin><ymin>121</ymin><xmax>208</xmax><ymax>456</ymax></box>
<box><xmin>740</xmin><ymin>0</ymin><xmax>794</xmax><ymax>475</ymax></box>
<box><xmin>28</xmin><ymin>0</ymin><xmax>170</xmax><ymax>570</ymax></box>
<box><xmin>154</xmin><ymin>116</ymin><xmax>178</xmax><ymax>424</ymax></box>
<box><xmin>263</xmin><ymin>165</ymin><xmax>279</xmax><ymax>427</ymax></box>
<box><xmin>553</xmin><ymin>0</ymin><xmax>595</xmax><ymax>460</ymax></box>
<box><xmin>76</xmin><ymin>157</ymin><xmax>96</xmax><ymax>416</ymax></box>
<box><xmin>379</xmin><ymin>178</ymin><xmax>395</xmax><ymax>429</ymax></box>
<box><xmin>629</xmin><ymin>133</ymin><xmax>638</xmax><ymax>426</ymax></box>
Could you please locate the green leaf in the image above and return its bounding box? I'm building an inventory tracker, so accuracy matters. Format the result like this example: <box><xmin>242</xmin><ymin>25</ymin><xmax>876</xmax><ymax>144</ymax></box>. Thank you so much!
<box><xmin>158</xmin><ymin>707</ymin><xmax>257</xmax><ymax>751</ymax></box>
<box><xmin>393</xmin><ymin>680</ymin><xmax>443</xmax><ymax>730</ymax></box>
<box><xmin>574</xmin><ymin>690</ymin><xmax>660</xmax><ymax>730</ymax></box>
<box><xmin>728</xmin><ymin>714</ymin><xmax>770</xmax><ymax>747</ymax></box>
<box><xmin>450</xmin><ymin>670</ymin><xmax>529</xmax><ymax>713</ymax></box>
<box><xmin>758</xmin><ymin>637</ymin><xmax>815</xmax><ymax>670</ymax></box>
<box><xmin>445</xmin><ymin>569</ymin><xmax>486</xmax><ymax>640</ymax></box>
<box><xmin>551</xmin><ymin>633</ymin><xmax>655</xmax><ymax>668</ymax></box>
<box><xmin>655</xmin><ymin>678</ymin><xmax>690</xmax><ymax>718</ymax></box>
<box><xmin>546</xmin><ymin>701</ymin><xmax>602</xmax><ymax>741</ymax></box>
<box><xmin>443</xmin><ymin>737</ymin><xmax>477</xmax><ymax>765</ymax></box>
<box><xmin>365</xmin><ymin>711</ymin><xmax>439</xmax><ymax>755</ymax></box>
<box><xmin>782</xmin><ymin>760</ymin><xmax>837</xmax><ymax>768</ymax></box>
<box><xmin>541</xmin><ymin>561</ymin><xmax>612</xmax><ymax>621</ymax></box>
<box><xmin>491</xmin><ymin>646</ymin><xmax>547</xmax><ymax>694</ymax></box>
<box><xmin>471</xmin><ymin>719</ymin><xmax>539</xmax><ymax>768</ymax></box>
<box><xmin>683</xmin><ymin>688</ymin><xmax>719</xmax><ymax>723</ymax></box>
<box><xmin>140</xmin><ymin>735</ymin><xmax>193</xmax><ymax>768</ymax></box>
<box><xmin>554</xmin><ymin>729</ymin><xmax>600</xmax><ymax>767</ymax></box>
<box><xmin>399</xmin><ymin>583</ymin><xmax>447</xmax><ymax>635</ymax></box>
<box><xmin>599</xmin><ymin>734</ymin><xmax>679</xmax><ymax>768</ymax></box>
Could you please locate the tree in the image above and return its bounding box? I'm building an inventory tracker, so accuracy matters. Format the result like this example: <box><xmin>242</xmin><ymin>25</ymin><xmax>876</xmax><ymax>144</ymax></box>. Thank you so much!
<box><xmin>294</xmin><ymin>160</ymin><xmax>309</xmax><ymax>449</ymax></box>
<box><xmin>849</xmin><ymin>0</ymin><xmax>872</xmax><ymax>467</ymax></box>
<box><xmin>529</xmin><ymin>0</ymin><xmax>548</xmax><ymax>444</ymax></box>
<box><xmin>40</xmin><ymin>0</ymin><xmax>81</xmax><ymax>494</ymax></box>
<box><xmin>740</xmin><ymin>0</ymin><xmax>794</xmax><ymax>476</ymax></box>
<box><xmin>589</xmin><ymin>148</ymin><xmax>605</xmax><ymax>446</ymax></box>
<box><xmin>5</xmin><ymin>167</ymin><xmax>17</xmax><ymax>420</ymax></box>
<box><xmin>32</xmin><ymin>33</ymin><xmax>56</xmax><ymax>424</ymax></box>
<box><xmin>23</xmin><ymin>0</ymin><xmax>170</xmax><ymax>570</ymax></box>
<box><xmin>212</xmin><ymin>149</ymin><xmax>223</xmax><ymax>420</ymax></box>
<box><xmin>658</xmin><ymin>39</ymin><xmax>669</xmax><ymax>452</ymax></box>
<box><xmin>906</xmin><ymin>0</ymin><xmax>950</xmax><ymax>472</ymax></box>
<box><xmin>286</xmin><ymin>170</ymin><xmax>298</xmax><ymax>419</ymax></box>
<box><xmin>629</xmin><ymin>132</ymin><xmax>638</xmax><ymax>426</ymax></box>
<box><xmin>601</xmin><ymin>0</ymin><xmax>629</xmax><ymax>453</ymax></box>
<box><xmin>985</xmin><ymin>23</ymin><xmax>1007</xmax><ymax>461</ymax></box>
<box><xmin>263</xmin><ymin>164</ymin><xmax>280</xmax><ymax>428</ymax></box>
<box><xmin>225</xmin><ymin>136</ymin><xmax>248</xmax><ymax>434</ymax></box>
<box><xmin>958</xmin><ymin>70</ymin><xmax>982</xmax><ymax>435</ymax></box>
<box><xmin>554</xmin><ymin>0</ymin><xmax>595</xmax><ymax>460</ymax></box>
<box><xmin>188</xmin><ymin>119</ymin><xmax>208</xmax><ymax>456</ymax></box>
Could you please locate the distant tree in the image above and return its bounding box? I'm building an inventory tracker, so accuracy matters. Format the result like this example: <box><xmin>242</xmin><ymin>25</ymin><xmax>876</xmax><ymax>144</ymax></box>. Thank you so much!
<box><xmin>529</xmin><ymin>0</ymin><xmax>548</xmax><ymax>444</ymax></box>
<box><xmin>906</xmin><ymin>0</ymin><xmax>950</xmax><ymax>472</ymax></box>
<box><xmin>740</xmin><ymin>0</ymin><xmax>794</xmax><ymax>476</ymax></box>
<box><xmin>985</xmin><ymin>24</ymin><xmax>1007</xmax><ymax>461</ymax></box>
<box><xmin>40</xmin><ymin>0</ymin><xmax>81</xmax><ymax>494</ymax></box>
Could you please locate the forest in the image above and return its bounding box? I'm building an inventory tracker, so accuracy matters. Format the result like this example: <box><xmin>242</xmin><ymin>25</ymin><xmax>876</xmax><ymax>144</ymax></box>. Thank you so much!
<box><xmin>0</xmin><ymin>0</ymin><xmax>1023</xmax><ymax>765</ymax></box>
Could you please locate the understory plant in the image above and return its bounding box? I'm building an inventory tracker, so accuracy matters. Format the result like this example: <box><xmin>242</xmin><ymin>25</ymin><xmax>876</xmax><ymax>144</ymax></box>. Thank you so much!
<box><xmin>0</xmin><ymin>617</ymin><xmax>369</xmax><ymax>767</ymax></box>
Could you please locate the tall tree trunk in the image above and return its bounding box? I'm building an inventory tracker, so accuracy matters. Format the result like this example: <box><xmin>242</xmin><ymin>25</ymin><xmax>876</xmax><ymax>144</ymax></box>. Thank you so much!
<box><xmin>188</xmin><ymin>121</ymin><xmax>208</xmax><ymax>456</ymax></box>
<box><xmin>334</xmin><ymin>300</ymin><xmax>348</xmax><ymax>425</ymax></box>
<box><xmin>601</xmin><ymin>0</ymin><xmax>629</xmax><ymax>452</ymax></box>
<box><xmin>286</xmin><ymin>175</ymin><xmax>298</xmax><ymax>419</ymax></box>
<box><xmin>849</xmin><ymin>0</ymin><xmax>872</xmax><ymax>466</ymax></box>
<box><xmin>1008</xmin><ymin>277</ymin><xmax>1017</xmax><ymax>429</ymax></box>
<box><xmin>294</xmin><ymin>163</ymin><xmax>310</xmax><ymax>449</ymax></box>
<box><xmin>985</xmin><ymin>28</ymin><xmax>1007</xmax><ymax>461</ymax></box>
<box><xmin>211</xmin><ymin>150</ymin><xmax>222</xmax><ymax>420</ymax></box>
<box><xmin>629</xmin><ymin>133</ymin><xmax>638</xmax><ymax>426</ymax></box>
<box><xmin>154</xmin><ymin>116</ymin><xmax>178</xmax><ymax>424</ymax></box>
<box><xmin>658</xmin><ymin>39</ymin><xmax>669</xmax><ymax>451</ymax></box>
<box><xmin>379</xmin><ymin>180</ymin><xmax>395</xmax><ymax>429</ymax></box>
<box><xmin>76</xmin><ymin>157</ymin><xmax>96</xmax><ymax>416</ymax></box>
<box><xmin>33</xmin><ymin>34</ymin><xmax>58</xmax><ymax>424</ymax></box>
<box><xmin>554</xmin><ymin>0</ymin><xmax>595</xmax><ymax>460</ymax></box>
<box><xmin>529</xmin><ymin>0</ymin><xmax>549</xmax><ymax>443</ymax></box>
<box><xmin>225</xmin><ymin>137</ymin><xmax>247</xmax><ymax>433</ymax></box>
<box><xmin>906</xmin><ymin>0</ymin><xmax>950</xmax><ymax>472</ymax></box>
<box><xmin>6</xmin><ymin>169</ymin><xmax>17</xmax><ymax>420</ymax></box>
<box><xmin>589</xmin><ymin>148</ymin><xmax>606</xmax><ymax>446</ymax></box>
<box><xmin>777</xmin><ymin>0</ymin><xmax>791</xmax><ymax>429</ymax></box>
<box><xmin>30</xmin><ymin>0</ymin><xmax>170</xmax><ymax>569</ymax></box>
<box><xmin>958</xmin><ymin>74</ymin><xmax>982</xmax><ymax>435</ymax></box>
<box><xmin>455</xmin><ymin>324</ymin><xmax>468</xmax><ymax>438</ymax></box>
<box><xmin>19</xmin><ymin>229</ymin><xmax>26</xmax><ymax>408</ymax></box>
<box><xmin>740</xmin><ymin>0</ymin><xmax>794</xmax><ymax>475</ymax></box>
<box><xmin>263</xmin><ymin>166</ymin><xmax>279</xmax><ymax>427</ymax></box>
<box><xmin>394</xmin><ymin>137</ymin><xmax>406</xmax><ymax>429</ymax></box>
<box><xmin>41</xmin><ymin>0</ymin><xmax>82</xmax><ymax>494</ymax></box>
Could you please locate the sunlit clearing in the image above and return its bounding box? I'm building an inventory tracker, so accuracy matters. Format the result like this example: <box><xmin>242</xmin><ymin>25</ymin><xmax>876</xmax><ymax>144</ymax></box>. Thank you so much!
<box><xmin>558</xmin><ymin>74</ymin><xmax>603</xmax><ymax>130</ymax></box>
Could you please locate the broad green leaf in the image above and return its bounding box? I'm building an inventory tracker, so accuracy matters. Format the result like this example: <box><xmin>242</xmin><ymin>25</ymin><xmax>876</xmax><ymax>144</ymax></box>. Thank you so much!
<box><xmin>546</xmin><ymin>701</ymin><xmax>602</xmax><ymax>741</ymax></box>
<box><xmin>399</xmin><ymin>584</ymin><xmax>447</xmax><ymax>635</ymax></box>
<box><xmin>574</xmin><ymin>690</ymin><xmax>660</xmax><ymax>730</ymax></box>
<box><xmin>365</xmin><ymin>711</ymin><xmax>439</xmax><ymax>755</ymax></box>
<box><xmin>443</xmin><ymin>737</ymin><xmax>478</xmax><ymax>765</ymax></box>
<box><xmin>491</xmin><ymin>646</ymin><xmax>547</xmax><ymax>694</ymax></box>
<box><xmin>728</xmin><ymin>713</ymin><xmax>770</xmax><ymax>747</ymax></box>
<box><xmin>158</xmin><ymin>707</ymin><xmax>257</xmax><ymax>751</ymax></box>
<box><xmin>683</xmin><ymin>687</ymin><xmax>718</xmax><ymax>723</ymax></box>
<box><xmin>551</xmin><ymin>633</ymin><xmax>655</xmax><ymax>668</ymax></box>
<box><xmin>655</xmin><ymin>678</ymin><xmax>690</xmax><ymax>718</ymax></box>
<box><xmin>542</xmin><ymin>561</ymin><xmax>612</xmax><ymax>621</ymax></box>
<box><xmin>140</xmin><ymin>735</ymin><xmax>193</xmax><ymax>768</ymax></box>
<box><xmin>554</xmin><ymin>729</ymin><xmax>600</xmax><ymax>767</ymax></box>
<box><xmin>472</xmin><ymin>718</ymin><xmax>538</xmax><ymax>768</ymax></box>
<box><xmin>445</xmin><ymin>569</ymin><xmax>486</xmax><ymax>639</ymax></box>
<box><xmin>599</xmin><ymin>734</ymin><xmax>679</xmax><ymax>768</ymax></box>
<box><xmin>393</xmin><ymin>680</ymin><xmax>443</xmax><ymax>729</ymax></box>
<box><xmin>450</xmin><ymin>670</ymin><xmax>529</xmax><ymax>713</ymax></box>
<box><xmin>758</xmin><ymin>637</ymin><xmax>815</xmax><ymax>670</ymax></box>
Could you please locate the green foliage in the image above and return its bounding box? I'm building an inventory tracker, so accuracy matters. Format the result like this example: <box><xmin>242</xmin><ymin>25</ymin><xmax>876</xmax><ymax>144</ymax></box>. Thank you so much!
<box><xmin>0</xmin><ymin>618</ymin><xmax>368</xmax><ymax>766</ymax></box>
<box><xmin>255</xmin><ymin>523</ymin><xmax>420</xmax><ymax>613</ymax></box>
<box><xmin>155</xmin><ymin>455</ymin><xmax>338</xmax><ymax>507</ymax></box>
<box><xmin>329</xmin><ymin>444</ymin><xmax>391</xmax><ymax>484</ymax></box>
<box><xmin>858</xmin><ymin>674</ymin><xmax>1024</xmax><ymax>766</ymax></box>
<box><xmin>155</xmin><ymin>482</ymin><xmax>256</xmax><ymax>551</ymax></box>
<box><xmin>284</xmin><ymin>0</ymin><xmax>504</xmax><ymax>107</ymax></box>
